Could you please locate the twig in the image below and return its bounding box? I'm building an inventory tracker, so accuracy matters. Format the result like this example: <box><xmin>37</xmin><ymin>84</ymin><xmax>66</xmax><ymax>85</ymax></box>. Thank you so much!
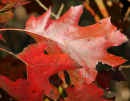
<box><xmin>35</xmin><ymin>0</ymin><xmax>57</xmax><ymax>18</ymax></box>
<box><xmin>120</xmin><ymin>65</ymin><xmax>130</xmax><ymax>69</ymax></box>
<box><xmin>35</xmin><ymin>0</ymin><xmax>48</xmax><ymax>10</ymax></box>
<box><xmin>94</xmin><ymin>0</ymin><xmax>109</xmax><ymax>17</ymax></box>
<box><xmin>123</xmin><ymin>7</ymin><xmax>130</xmax><ymax>21</ymax></box>
<box><xmin>56</xmin><ymin>3</ymin><xmax>64</xmax><ymax>19</ymax></box>
<box><xmin>84</xmin><ymin>1</ymin><xmax>100</xmax><ymax>22</ymax></box>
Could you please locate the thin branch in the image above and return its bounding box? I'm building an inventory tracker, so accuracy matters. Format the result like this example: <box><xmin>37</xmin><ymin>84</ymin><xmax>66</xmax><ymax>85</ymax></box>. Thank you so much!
<box><xmin>94</xmin><ymin>0</ymin><xmax>109</xmax><ymax>17</ymax></box>
<box><xmin>123</xmin><ymin>7</ymin><xmax>130</xmax><ymax>21</ymax></box>
<box><xmin>35</xmin><ymin>0</ymin><xmax>48</xmax><ymax>10</ymax></box>
<box><xmin>119</xmin><ymin>65</ymin><xmax>130</xmax><ymax>69</ymax></box>
<box><xmin>56</xmin><ymin>3</ymin><xmax>64</xmax><ymax>19</ymax></box>
<box><xmin>84</xmin><ymin>1</ymin><xmax>100</xmax><ymax>22</ymax></box>
<box><xmin>35</xmin><ymin>0</ymin><xmax>57</xmax><ymax>18</ymax></box>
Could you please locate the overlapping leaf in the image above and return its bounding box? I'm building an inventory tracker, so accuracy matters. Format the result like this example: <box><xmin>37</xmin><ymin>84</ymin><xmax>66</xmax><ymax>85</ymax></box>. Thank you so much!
<box><xmin>0</xmin><ymin>35</ymin><xmax>78</xmax><ymax>101</ymax></box>
<box><xmin>66</xmin><ymin>82</ymin><xmax>110</xmax><ymax>101</ymax></box>
<box><xmin>26</xmin><ymin>5</ymin><xmax>128</xmax><ymax>84</ymax></box>
<box><xmin>18</xmin><ymin>41</ymin><xmax>78</xmax><ymax>94</ymax></box>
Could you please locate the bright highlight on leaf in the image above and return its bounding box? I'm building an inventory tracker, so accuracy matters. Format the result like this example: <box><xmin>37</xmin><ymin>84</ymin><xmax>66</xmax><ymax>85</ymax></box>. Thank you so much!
<box><xmin>26</xmin><ymin>5</ymin><xmax>128</xmax><ymax>84</ymax></box>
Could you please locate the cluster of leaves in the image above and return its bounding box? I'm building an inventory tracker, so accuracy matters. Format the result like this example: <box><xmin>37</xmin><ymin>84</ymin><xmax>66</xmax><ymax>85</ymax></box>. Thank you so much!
<box><xmin>0</xmin><ymin>4</ymin><xmax>128</xmax><ymax>101</ymax></box>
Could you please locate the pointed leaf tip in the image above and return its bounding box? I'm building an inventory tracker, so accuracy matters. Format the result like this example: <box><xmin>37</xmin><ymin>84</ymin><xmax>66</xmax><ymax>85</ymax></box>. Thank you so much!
<box><xmin>26</xmin><ymin>8</ymin><xmax>51</xmax><ymax>34</ymax></box>
<box><xmin>60</xmin><ymin>5</ymin><xmax>83</xmax><ymax>25</ymax></box>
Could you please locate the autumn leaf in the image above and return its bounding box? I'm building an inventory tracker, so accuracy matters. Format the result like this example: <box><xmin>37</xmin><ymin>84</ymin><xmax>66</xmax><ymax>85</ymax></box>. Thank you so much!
<box><xmin>17</xmin><ymin>40</ymin><xmax>79</xmax><ymax>94</ymax></box>
<box><xmin>0</xmin><ymin>34</ymin><xmax>79</xmax><ymax>101</ymax></box>
<box><xmin>0</xmin><ymin>76</ymin><xmax>43</xmax><ymax>101</ymax></box>
<box><xmin>26</xmin><ymin>5</ymin><xmax>128</xmax><ymax>84</ymax></box>
<box><xmin>66</xmin><ymin>82</ymin><xmax>110</xmax><ymax>101</ymax></box>
<box><xmin>0</xmin><ymin>48</ymin><xmax>43</xmax><ymax>101</ymax></box>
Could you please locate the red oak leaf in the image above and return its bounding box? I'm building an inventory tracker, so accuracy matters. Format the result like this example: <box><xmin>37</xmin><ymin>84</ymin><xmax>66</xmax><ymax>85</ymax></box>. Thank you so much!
<box><xmin>26</xmin><ymin>5</ymin><xmax>128</xmax><ymax>84</ymax></box>
<box><xmin>0</xmin><ymin>36</ymin><xmax>78</xmax><ymax>101</ymax></box>
<box><xmin>60</xmin><ymin>68</ymin><xmax>112</xmax><ymax>101</ymax></box>
<box><xmin>66</xmin><ymin>82</ymin><xmax>110</xmax><ymax>101</ymax></box>
<box><xmin>0</xmin><ymin>48</ymin><xmax>43</xmax><ymax>101</ymax></box>
<box><xmin>0</xmin><ymin>76</ymin><xmax>43</xmax><ymax>101</ymax></box>
<box><xmin>17</xmin><ymin>41</ymin><xmax>79</xmax><ymax>95</ymax></box>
